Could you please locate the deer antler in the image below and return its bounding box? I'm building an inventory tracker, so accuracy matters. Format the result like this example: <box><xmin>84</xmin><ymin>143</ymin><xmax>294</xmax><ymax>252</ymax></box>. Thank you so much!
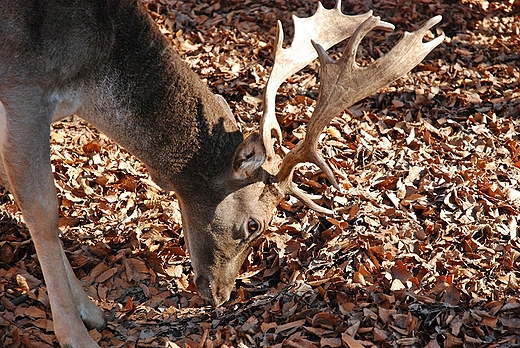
<box><xmin>274</xmin><ymin>15</ymin><xmax>444</xmax><ymax>214</ymax></box>
<box><xmin>260</xmin><ymin>1</ymin><xmax>394</xmax><ymax>162</ymax></box>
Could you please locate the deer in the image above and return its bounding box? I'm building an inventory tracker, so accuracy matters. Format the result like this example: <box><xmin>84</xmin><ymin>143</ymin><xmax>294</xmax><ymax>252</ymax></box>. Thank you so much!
<box><xmin>0</xmin><ymin>0</ymin><xmax>443</xmax><ymax>346</ymax></box>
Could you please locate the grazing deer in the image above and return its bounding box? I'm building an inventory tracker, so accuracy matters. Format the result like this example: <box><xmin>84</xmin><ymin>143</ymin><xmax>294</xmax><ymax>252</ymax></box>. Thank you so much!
<box><xmin>0</xmin><ymin>0</ymin><xmax>443</xmax><ymax>346</ymax></box>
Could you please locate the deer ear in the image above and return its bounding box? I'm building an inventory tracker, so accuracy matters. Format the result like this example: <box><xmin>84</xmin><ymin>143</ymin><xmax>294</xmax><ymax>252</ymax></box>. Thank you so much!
<box><xmin>214</xmin><ymin>94</ymin><xmax>237</xmax><ymax>127</ymax></box>
<box><xmin>231</xmin><ymin>132</ymin><xmax>266</xmax><ymax>180</ymax></box>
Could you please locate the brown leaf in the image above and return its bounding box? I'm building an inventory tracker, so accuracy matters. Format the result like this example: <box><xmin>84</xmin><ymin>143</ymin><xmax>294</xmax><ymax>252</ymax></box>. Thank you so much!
<box><xmin>444</xmin><ymin>333</ymin><xmax>463</xmax><ymax>348</ymax></box>
<box><xmin>442</xmin><ymin>284</ymin><xmax>461</xmax><ymax>306</ymax></box>
<box><xmin>82</xmin><ymin>141</ymin><xmax>101</xmax><ymax>153</ymax></box>
<box><xmin>275</xmin><ymin>319</ymin><xmax>306</xmax><ymax>334</ymax></box>
<box><xmin>311</xmin><ymin>312</ymin><xmax>341</xmax><ymax>329</ymax></box>
<box><xmin>123</xmin><ymin>258</ymin><xmax>150</xmax><ymax>282</ymax></box>
<box><xmin>341</xmin><ymin>333</ymin><xmax>364</xmax><ymax>348</ymax></box>
<box><xmin>24</xmin><ymin>306</ymin><xmax>46</xmax><ymax>319</ymax></box>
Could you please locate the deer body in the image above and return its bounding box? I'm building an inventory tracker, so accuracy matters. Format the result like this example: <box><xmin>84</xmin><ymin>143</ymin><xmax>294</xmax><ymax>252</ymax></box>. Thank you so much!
<box><xmin>0</xmin><ymin>0</ymin><xmax>443</xmax><ymax>346</ymax></box>
<box><xmin>1</xmin><ymin>1</ymin><xmax>254</xmax><ymax>346</ymax></box>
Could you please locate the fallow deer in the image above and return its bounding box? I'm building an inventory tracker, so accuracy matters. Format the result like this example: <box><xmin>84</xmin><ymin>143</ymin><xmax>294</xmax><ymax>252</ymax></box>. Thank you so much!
<box><xmin>0</xmin><ymin>0</ymin><xmax>443</xmax><ymax>346</ymax></box>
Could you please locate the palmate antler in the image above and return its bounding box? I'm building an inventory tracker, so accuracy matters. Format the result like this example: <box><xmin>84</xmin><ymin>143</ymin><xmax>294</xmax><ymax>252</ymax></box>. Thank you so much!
<box><xmin>260</xmin><ymin>2</ymin><xmax>394</xmax><ymax>162</ymax></box>
<box><xmin>262</xmin><ymin>3</ymin><xmax>444</xmax><ymax>214</ymax></box>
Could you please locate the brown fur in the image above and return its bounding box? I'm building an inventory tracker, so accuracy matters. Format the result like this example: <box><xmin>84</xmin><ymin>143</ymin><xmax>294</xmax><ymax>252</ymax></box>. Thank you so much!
<box><xmin>0</xmin><ymin>1</ymin><xmax>275</xmax><ymax>347</ymax></box>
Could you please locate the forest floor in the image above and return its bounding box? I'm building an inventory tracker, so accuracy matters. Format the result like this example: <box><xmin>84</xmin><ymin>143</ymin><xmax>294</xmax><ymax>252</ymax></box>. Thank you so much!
<box><xmin>1</xmin><ymin>0</ymin><xmax>519</xmax><ymax>347</ymax></box>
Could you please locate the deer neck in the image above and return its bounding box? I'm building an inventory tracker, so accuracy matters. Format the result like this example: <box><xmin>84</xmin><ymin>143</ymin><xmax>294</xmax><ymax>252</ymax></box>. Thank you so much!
<box><xmin>78</xmin><ymin>2</ymin><xmax>242</xmax><ymax>195</ymax></box>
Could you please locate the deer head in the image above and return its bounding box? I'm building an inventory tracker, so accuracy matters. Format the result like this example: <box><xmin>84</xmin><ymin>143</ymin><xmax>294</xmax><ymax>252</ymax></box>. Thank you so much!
<box><xmin>179</xmin><ymin>3</ymin><xmax>444</xmax><ymax>306</ymax></box>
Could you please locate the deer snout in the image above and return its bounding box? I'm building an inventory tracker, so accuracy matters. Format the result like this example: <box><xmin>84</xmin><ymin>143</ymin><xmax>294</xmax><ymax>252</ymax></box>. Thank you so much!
<box><xmin>194</xmin><ymin>275</ymin><xmax>233</xmax><ymax>307</ymax></box>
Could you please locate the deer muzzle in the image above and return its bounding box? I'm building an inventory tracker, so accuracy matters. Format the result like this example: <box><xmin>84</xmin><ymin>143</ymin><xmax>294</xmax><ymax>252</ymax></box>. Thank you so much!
<box><xmin>194</xmin><ymin>273</ymin><xmax>233</xmax><ymax>307</ymax></box>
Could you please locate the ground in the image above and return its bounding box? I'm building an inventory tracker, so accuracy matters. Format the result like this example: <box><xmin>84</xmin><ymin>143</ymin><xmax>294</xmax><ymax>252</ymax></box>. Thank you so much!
<box><xmin>1</xmin><ymin>0</ymin><xmax>519</xmax><ymax>347</ymax></box>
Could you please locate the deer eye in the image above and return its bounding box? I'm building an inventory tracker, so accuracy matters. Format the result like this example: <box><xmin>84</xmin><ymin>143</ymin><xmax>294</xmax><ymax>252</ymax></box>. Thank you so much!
<box><xmin>247</xmin><ymin>218</ymin><xmax>260</xmax><ymax>234</ymax></box>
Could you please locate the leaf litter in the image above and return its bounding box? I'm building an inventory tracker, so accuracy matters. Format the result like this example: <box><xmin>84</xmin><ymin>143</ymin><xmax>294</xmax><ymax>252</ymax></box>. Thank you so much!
<box><xmin>1</xmin><ymin>0</ymin><xmax>519</xmax><ymax>347</ymax></box>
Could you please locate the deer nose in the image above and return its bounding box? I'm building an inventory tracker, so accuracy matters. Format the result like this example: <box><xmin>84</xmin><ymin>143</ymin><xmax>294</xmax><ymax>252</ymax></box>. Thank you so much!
<box><xmin>194</xmin><ymin>275</ymin><xmax>231</xmax><ymax>307</ymax></box>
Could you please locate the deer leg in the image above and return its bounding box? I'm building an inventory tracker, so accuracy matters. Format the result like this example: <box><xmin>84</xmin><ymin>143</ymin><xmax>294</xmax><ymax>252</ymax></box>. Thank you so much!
<box><xmin>0</xmin><ymin>99</ymin><xmax>104</xmax><ymax>347</ymax></box>
<box><xmin>62</xmin><ymin>249</ymin><xmax>107</xmax><ymax>331</ymax></box>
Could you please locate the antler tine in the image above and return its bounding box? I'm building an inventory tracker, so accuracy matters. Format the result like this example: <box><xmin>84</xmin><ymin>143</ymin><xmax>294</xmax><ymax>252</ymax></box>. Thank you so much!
<box><xmin>259</xmin><ymin>20</ymin><xmax>285</xmax><ymax>164</ymax></box>
<box><xmin>288</xmin><ymin>181</ymin><xmax>334</xmax><ymax>215</ymax></box>
<box><xmin>276</xmin><ymin>15</ymin><xmax>444</xmax><ymax>206</ymax></box>
<box><xmin>260</xmin><ymin>1</ymin><xmax>394</xmax><ymax>163</ymax></box>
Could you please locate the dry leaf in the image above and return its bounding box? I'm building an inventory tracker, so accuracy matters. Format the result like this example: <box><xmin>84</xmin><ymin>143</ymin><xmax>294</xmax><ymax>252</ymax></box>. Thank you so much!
<box><xmin>2</xmin><ymin>1</ymin><xmax>520</xmax><ymax>347</ymax></box>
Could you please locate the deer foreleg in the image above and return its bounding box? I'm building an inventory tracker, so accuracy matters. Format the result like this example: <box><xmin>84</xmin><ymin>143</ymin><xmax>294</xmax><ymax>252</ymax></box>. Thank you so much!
<box><xmin>0</xmin><ymin>99</ymin><xmax>105</xmax><ymax>347</ymax></box>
